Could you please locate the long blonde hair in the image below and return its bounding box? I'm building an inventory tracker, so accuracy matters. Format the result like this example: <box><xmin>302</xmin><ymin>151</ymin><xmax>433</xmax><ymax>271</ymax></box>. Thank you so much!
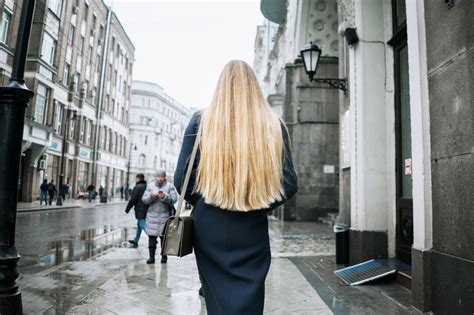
<box><xmin>196</xmin><ymin>60</ymin><xmax>285</xmax><ymax>211</ymax></box>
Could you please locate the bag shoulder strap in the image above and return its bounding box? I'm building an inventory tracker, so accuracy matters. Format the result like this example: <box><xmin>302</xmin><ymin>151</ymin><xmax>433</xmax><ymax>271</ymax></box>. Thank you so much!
<box><xmin>173</xmin><ymin>122</ymin><xmax>202</xmax><ymax>222</ymax></box>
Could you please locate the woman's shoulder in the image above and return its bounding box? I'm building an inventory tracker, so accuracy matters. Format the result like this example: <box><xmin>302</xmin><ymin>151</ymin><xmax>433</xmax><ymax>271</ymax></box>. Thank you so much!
<box><xmin>185</xmin><ymin>110</ymin><xmax>204</xmax><ymax>135</ymax></box>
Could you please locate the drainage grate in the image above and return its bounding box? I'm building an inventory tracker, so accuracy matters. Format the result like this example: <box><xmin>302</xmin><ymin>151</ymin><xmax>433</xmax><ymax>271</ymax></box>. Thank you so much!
<box><xmin>334</xmin><ymin>259</ymin><xmax>397</xmax><ymax>285</ymax></box>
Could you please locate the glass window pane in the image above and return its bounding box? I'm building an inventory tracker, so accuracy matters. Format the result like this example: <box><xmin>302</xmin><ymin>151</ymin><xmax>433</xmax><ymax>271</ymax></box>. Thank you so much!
<box><xmin>399</xmin><ymin>45</ymin><xmax>412</xmax><ymax>198</ymax></box>
<box><xmin>35</xmin><ymin>84</ymin><xmax>48</xmax><ymax>124</ymax></box>
<box><xmin>0</xmin><ymin>11</ymin><xmax>11</xmax><ymax>44</ymax></box>
<box><xmin>395</xmin><ymin>0</ymin><xmax>406</xmax><ymax>27</ymax></box>
<box><xmin>41</xmin><ymin>32</ymin><xmax>56</xmax><ymax>65</ymax></box>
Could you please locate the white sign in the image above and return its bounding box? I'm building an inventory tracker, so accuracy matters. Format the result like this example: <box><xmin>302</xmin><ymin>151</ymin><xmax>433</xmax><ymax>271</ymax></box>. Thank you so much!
<box><xmin>405</xmin><ymin>159</ymin><xmax>412</xmax><ymax>175</ymax></box>
<box><xmin>324</xmin><ymin>165</ymin><xmax>335</xmax><ymax>174</ymax></box>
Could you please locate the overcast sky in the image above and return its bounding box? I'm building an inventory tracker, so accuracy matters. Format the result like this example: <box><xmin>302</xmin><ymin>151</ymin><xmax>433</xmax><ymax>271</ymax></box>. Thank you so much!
<box><xmin>104</xmin><ymin>0</ymin><xmax>264</xmax><ymax>109</ymax></box>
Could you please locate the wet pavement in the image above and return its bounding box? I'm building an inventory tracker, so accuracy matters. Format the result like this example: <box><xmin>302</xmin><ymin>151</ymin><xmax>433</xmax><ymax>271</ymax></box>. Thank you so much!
<box><xmin>17</xmin><ymin>197</ymin><xmax>127</xmax><ymax>212</ymax></box>
<box><xmin>15</xmin><ymin>204</ymin><xmax>413</xmax><ymax>314</ymax></box>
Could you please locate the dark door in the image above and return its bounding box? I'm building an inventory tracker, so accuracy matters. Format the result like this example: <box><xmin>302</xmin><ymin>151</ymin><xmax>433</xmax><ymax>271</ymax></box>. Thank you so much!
<box><xmin>389</xmin><ymin>0</ymin><xmax>413</xmax><ymax>263</ymax></box>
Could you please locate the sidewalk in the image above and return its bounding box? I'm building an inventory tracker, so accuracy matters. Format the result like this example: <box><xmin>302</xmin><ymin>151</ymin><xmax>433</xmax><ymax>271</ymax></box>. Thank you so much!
<box><xmin>17</xmin><ymin>197</ymin><xmax>127</xmax><ymax>212</ymax></box>
<box><xmin>17</xmin><ymin>219</ymin><xmax>415</xmax><ymax>314</ymax></box>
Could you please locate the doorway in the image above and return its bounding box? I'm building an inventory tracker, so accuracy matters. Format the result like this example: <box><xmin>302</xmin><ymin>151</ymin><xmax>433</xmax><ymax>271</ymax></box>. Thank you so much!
<box><xmin>389</xmin><ymin>0</ymin><xmax>413</xmax><ymax>263</ymax></box>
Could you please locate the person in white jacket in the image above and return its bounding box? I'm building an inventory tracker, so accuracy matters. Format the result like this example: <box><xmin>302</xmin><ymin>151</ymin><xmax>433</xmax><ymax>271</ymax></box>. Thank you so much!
<box><xmin>142</xmin><ymin>170</ymin><xmax>178</xmax><ymax>264</ymax></box>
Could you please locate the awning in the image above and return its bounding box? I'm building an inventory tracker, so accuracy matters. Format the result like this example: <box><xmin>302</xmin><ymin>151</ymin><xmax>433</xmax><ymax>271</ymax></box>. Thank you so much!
<box><xmin>260</xmin><ymin>0</ymin><xmax>287</xmax><ymax>24</ymax></box>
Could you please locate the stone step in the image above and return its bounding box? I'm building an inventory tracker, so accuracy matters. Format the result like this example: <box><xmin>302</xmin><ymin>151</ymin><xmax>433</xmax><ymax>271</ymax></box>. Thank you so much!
<box><xmin>396</xmin><ymin>269</ymin><xmax>412</xmax><ymax>290</ymax></box>
<box><xmin>318</xmin><ymin>212</ymin><xmax>338</xmax><ymax>227</ymax></box>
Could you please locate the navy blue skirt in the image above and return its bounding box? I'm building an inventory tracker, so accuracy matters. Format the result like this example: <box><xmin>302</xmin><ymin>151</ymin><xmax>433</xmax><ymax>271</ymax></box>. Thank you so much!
<box><xmin>193</xmin><ymin>198</ymin><xmax>271</xmax><ymax>315</ymax></box>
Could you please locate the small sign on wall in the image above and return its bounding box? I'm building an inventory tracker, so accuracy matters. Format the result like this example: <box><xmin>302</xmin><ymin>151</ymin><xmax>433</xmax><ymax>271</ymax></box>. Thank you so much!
<box><xmin>324</xmin><ymin>165</ymin><xmax>335</xmax><ymax>174</ymax></box>
<box><xmin>405</xmin><ymin>159</ymin><xmax>412</xmax><ymax>175</ymax></box>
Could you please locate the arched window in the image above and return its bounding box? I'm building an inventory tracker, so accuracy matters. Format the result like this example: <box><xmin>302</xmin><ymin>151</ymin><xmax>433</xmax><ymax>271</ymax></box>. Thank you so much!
<box><xmin>139</xmin><ymin>154</ymin><xmax>146</xmax><ymax>168</ymax></box>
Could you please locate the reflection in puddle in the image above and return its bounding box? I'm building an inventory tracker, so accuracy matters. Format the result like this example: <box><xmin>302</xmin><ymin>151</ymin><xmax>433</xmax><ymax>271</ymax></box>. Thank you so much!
<box><xmin>38</xmin><ymin>226</ymin><xmax>133</xmax><ymax>268</ymax></box>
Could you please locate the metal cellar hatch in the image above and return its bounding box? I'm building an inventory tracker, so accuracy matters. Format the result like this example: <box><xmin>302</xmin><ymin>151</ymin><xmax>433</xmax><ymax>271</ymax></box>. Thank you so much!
<box><xmin>334</xmin><ymin>259</ymin><xmax>411</xmax><ymax>286</ymax></box>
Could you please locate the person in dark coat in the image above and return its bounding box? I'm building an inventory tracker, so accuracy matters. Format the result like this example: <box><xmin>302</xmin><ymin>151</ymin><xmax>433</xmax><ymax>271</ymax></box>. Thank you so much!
<box><xmin>174</xmin><ymin>61</ymin><xmax>298</xmax><ymax>315</ymax></box>
<box><xmin>40</xmin><ymin>179</ymin><xmax>48</xmax><ymax>206</ymax></box>
<box><xmin>120</xmin><ymin>186</ymin><xmax>124</xmax><ymax>199</ymax></box>
<box><xmin>142</xmin><ymin>170</ymin><xmax>178</xmax><ymax>264</ymax></box>
<box><xmin>47</xmin><ymin>180</ymin><xmax>57</xmax><ymax>205</ymax></box>
<box><xmin>60</xmin><ymin>183</ymin><xmax>69</xmax><ymax>201</ymax></box>
<box><xmin>125</xmin><ymin>174</ymin><xmax>149</xmax><ymax>248</ymax></box>
<box><xmin>87</xmin><ymin>184</ymin><xmax>95</xmax><ymax>202</ymax></box>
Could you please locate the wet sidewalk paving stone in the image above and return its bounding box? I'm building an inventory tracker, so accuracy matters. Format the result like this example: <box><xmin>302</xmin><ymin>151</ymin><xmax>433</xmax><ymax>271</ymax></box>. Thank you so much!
<box><xmin>18</xmin><ymin>219</ymin><xmax>414</xmax><ymax>314</ymax></box>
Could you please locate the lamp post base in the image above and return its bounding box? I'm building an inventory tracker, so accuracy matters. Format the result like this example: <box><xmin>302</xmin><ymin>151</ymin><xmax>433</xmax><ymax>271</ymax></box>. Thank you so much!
<box><xmin>0</xmin><ymin>247</ymin><xmax>23</xmax><ymax>315</ymax></box>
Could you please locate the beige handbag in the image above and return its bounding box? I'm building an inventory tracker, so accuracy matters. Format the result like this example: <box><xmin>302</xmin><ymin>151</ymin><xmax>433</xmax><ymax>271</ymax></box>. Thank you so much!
<box><xmin>161</xmin><ymin>126</ymin><xmax>201</xmax><ymax>257</ymax></box>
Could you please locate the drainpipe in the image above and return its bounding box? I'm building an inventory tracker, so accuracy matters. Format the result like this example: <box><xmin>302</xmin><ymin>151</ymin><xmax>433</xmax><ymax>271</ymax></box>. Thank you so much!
<box><xmin>91</xmin><ymin>7</ymin><xmax>112</xmax><ymax>186</ymax></box>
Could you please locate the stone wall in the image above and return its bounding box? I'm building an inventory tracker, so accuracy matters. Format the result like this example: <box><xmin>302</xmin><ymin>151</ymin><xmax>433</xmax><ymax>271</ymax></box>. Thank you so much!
<box><xmin>423</xmin><ymin>0</ymin><xmax>474</xmax><ymax>313</ymax></box>
<box><xmin>282</xmin><ymin>59</ymin><xmax>340</xmax><ymax>221</ymax></box>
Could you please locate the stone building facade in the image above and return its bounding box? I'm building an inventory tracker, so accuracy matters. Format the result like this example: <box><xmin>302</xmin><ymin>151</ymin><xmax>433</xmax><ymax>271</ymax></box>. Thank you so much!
<box><xmin>335</xmin><ymin>0</ymin><xmax>473</xmax><ymax>312</ymax></box>
<box><xmin>254</xmin><ymin>0</ymin><xmax>340</xmax><ymax>221</ymax></box>
<box><xmin>256</xmin><ymin>0</ymin><xmax>473</xmax><ymax>313</ymax></box>
<box><xmin>129</xmin><ymin>81</ymin><xmax>192</xmax><ymax>184</ymax></box>
<box><xmin>0</xmin><ymin>0</ymin><xmax>134</xmax><ymax>200</ymax></box>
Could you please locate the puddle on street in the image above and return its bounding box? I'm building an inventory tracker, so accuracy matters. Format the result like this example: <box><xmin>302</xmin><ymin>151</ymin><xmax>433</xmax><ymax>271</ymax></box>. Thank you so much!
<box><xmin>19</xmin><ymin>226</ymin><xmax>136</xmax><ymax>273</ymax></box>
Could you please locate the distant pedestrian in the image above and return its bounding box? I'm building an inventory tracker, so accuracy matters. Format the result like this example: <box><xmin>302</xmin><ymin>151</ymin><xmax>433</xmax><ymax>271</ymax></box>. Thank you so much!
<box><xmin>39</xmin><ymin>179</ymin><xmax>48</xmax><ymax>205</ymax></box>
<box><xmin>99</xmin><ymin>185</ymin><xmax>104</xmax><ymax>197</ymax></box>
<box><xmin>124</xmin><ymin>184</ymin><xmax>130</xmax><ymax>200</ymax></box>
<box><xmin>125</xmin><ymin>174</ymin><xmax>149</xmax><ymax>248</ymax></box>
<box><xmin>142</xmin><ymin>170</ymin><xmax>178</xmax><ymax>264</ymax></box>
<box><xmin>174</xmin><ymin>61</ymin><xmax>298</xmax><ymax>314</ymax></box>
<box><xmin>60</xmin><ymin>183</ymin><xmax>69</xmax><ymax>201</ymax></box>
<box><xmin>47</xmin><ymin>180</ymin><xmax>57</xmax><ymax>205</ymax></box>
<box><xmin>87</xmin><ymin>184</ymin><xmax>95</xmax><ymax>202</ymax></box>
<box><xmin>120</xmin><ymin>186</ymin><xmax>124</xmax><ymax>199</ymax></box>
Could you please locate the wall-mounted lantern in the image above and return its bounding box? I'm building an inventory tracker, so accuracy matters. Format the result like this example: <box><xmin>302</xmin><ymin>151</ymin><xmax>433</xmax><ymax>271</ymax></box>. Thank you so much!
<box><xmin>300</xmin><ymin>42</ymin><xmax>348</xmax><ymax>94</ymax></box>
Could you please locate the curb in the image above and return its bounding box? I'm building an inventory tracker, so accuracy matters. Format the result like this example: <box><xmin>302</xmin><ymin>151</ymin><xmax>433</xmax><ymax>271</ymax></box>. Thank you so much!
<box><xmin>17</xmin><ymin>205</ymin><xmax>81</xmax><ymax>213</ymax></box>
<box><xmin>95</xmin><ymin>202</ymin><xmax>127</xmax><ymax>207</ymax></box>
<box><xmin>17</xmin><ymin>201</ymin><xmax>127</xmax><ymax>213</ymax></box>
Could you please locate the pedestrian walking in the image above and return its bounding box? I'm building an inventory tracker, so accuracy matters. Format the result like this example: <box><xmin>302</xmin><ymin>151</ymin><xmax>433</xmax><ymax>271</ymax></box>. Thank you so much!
<box><xmin>120</xmin><ymin>186</ymin><xmax>124</xmax><ymax>199</ymax></box>
<box><xmin>174</xmin><ymin>60</ymin><xmax>298</xmax><ymax>314</ymax></box>
<box><xmin>47</xmin><ymin>180</ymin><xmax>57</xmax><ymax>205</ymax></box>
<box><xmin>142</xmin><ymin>170</ymin><xmax>178</xmax><ymax>264</ymax></box>
<box><xmin>99</xmin><ymin>185</ymin><xmax>104</xmax><ymax>197</ymax></box>
<box><xmin>125</xmin><ymin>174</ymin><xmax>149</xmax><ymax>248</ymax></box>
<box><xmin>87</xmin><ymin>184</ymin><xmax>95</xmax><ymax>202</ymax></box>
<box><xmin>60</xmin><ymin>183</ymin><xmax>69</xmax><ymax>201</ymax></box>
<box><xmin>39</xmin><ymin>179</ymin><xmax>48</xmax><ymax>206</ymax></box>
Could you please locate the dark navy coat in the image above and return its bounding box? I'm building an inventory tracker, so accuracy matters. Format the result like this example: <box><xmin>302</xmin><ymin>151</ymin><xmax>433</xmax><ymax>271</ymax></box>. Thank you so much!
<box><xmin>174</xmin><ymin>112</ymin><xmax>298</xmax><ymax>315</ymax></box>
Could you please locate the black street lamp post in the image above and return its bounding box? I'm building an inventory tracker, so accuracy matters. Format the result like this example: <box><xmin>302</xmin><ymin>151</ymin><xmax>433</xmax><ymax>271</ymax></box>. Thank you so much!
<box><xmin>300</xmin><ymin>42</ymin><xmax>348</xmax><ymax>94</ymax></box>
<box><xmin>125</xmin><ymin>143</ymin><xmax>137</xmax><ymax>201</ymax></box>
<box><xmin>56</xmin><ymin>108</ymin><xmax>77</xmax><ymax>206</ymax></box>
<box><xmin>0</xmin><ymin>0</ymin><xmax>36</xmax><ymax>314</ymax></box>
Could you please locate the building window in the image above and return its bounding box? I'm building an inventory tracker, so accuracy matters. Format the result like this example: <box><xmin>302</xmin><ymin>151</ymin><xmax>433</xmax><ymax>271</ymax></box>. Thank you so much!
<box><xmin>80</xmin><ymin>118</ymin><xmax>85</xmax><ymax>143</ymax></box>
<box><xmin>35</xmin><ymin>84</ymin><xmax>48</xmax><ymax>124</ymax></box>
<box><xmin>100</xmin><ymin>126</ymin><xmax>106</xmax><ymax>149</ymax></box>
<box><xmin>67</xmin><ymin>24</ymin><xmax>75</xmax><ymax>46</ymax></box>
<box><xmin>55</xmin><ymin>103</ymin><xmax>63</xmax><ymax>134</ymax></box>
<box><xmin>63</xmin><ymin>64</ymin><xmax>70</xmax><ymax>86</ymax></box>
<box><xmin>0</xmin><ymin>11</ymin><xmax>12</xmax><ymax>44</ymax></box>
<box><xmin>48</xmin><ymin>0</ymin><xmax>63</xmax><ymax>17</ymax></box>
<box><xmin>41</xmin><ymin>32</ymin><xmax>56</xmax><ymax>65</ymax></box>
<box><xmin>83</xmin><ymin>3</ymin><xmax>89</xmax><ymax>21</ymax></box>
<box><xmin>73</xmin><ymin>73</ymin><xmax>79</xmax><ymax>93</ymax></box>
<box><xmin>78</xmin><ymin>36</ymin><xmax>84</xmax><ymax>56</ymax></box>
<box><xmin>139</xmin><ymin>154</ymin><xmax>146</xmax><ymax>168</ymax></box>
<box><xmin>91</xmin><ymin>88</ymin><xmax>97</xmax><ymax>105</ymax></box>
<box><xmin>144</xmin><ymin>135</ymin><xmax>148</xmax><ymax>145</ymax></box>
<box><xmin>88</xmin><ymin>47</ymin><xmax>93</xmax><ymax>65</ymax></box>
<box><xmin>86</xmin><ymin>120</ymin><xmax>92</xmax><ymax>145</ymax></box>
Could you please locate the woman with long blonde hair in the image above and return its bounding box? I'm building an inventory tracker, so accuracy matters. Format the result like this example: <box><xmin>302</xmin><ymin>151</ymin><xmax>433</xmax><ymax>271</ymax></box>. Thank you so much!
<box><xmin>174</xmin><ymin>60</ymin><xmax>298</xmax><ymax>314</ymax></box>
